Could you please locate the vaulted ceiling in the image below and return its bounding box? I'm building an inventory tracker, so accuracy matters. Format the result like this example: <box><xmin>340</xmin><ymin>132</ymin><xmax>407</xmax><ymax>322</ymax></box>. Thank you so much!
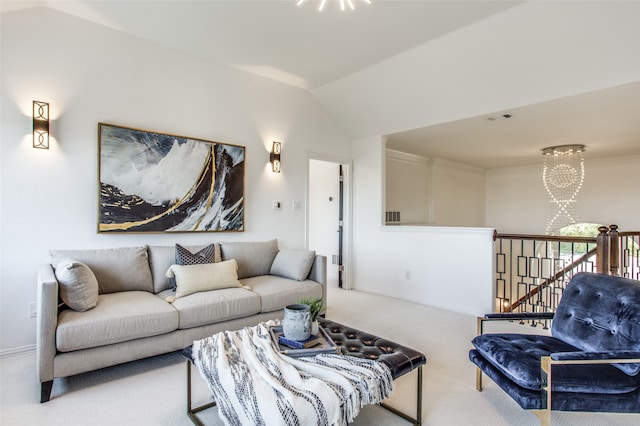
<box><xmin>3</xmin><ymin>0</ymin><xmax>639</xmax><ymax>169</ymax></box>
<box><xmin>2</xmin><ymin>0</ymin><xmax>519</xmax><ymax>90</ymax></box>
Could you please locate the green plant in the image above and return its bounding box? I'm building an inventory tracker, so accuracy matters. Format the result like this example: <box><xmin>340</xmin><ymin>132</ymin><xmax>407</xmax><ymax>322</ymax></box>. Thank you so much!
<box><xmin>299</xmin><ymin>297</ymin><xmax>324</xmax><ymax>321</ymax></box>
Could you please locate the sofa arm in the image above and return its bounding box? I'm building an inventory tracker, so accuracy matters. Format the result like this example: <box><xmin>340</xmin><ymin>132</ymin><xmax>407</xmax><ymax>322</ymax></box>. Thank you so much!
<box><xmin>36</xmin><ymin>264</ymin><xmax>58</xmax><ymax>385</ymax></box>
<box><xmin>477</xmin><ymin>312</ymin><xmax>555</xmax><ymax>334</ymax></box>
<box><xmin>308</xmin><ymin>255</ymin><xmax>327</xmax><ymax>285</ymax></box>
<box><xmin>308</xmin><ymin>255</ymin><xmax>327</xmax><ymax>312</ymax></box>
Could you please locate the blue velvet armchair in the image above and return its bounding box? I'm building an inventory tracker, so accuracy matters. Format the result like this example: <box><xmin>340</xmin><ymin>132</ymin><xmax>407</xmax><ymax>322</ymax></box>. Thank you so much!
<box><xmin>469</xmin><ymin>272</ymin><xmax>640</xmax><ymax>425</ymax></box>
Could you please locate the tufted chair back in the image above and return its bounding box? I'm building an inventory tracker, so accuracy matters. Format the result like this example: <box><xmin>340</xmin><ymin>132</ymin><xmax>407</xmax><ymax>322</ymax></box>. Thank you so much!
<box><xmin>552</xmin><ymin>272</ymin><xmax>640</xmax><ymax>374</ymax></box>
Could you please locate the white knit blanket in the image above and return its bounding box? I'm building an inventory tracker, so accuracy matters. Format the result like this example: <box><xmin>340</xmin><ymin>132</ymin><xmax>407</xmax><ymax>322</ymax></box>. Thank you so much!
<box><xmin>192</xmin><ymin>320</ymin><xmax>394</xmax><ymax>426</ymax></box>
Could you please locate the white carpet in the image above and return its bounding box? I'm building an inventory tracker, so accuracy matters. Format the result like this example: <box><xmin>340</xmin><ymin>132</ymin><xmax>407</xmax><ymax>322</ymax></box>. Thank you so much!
<box><xmin>1</xmin><ymin>286</ymin><xmax>638</xmax><ymax>425</ymax></box>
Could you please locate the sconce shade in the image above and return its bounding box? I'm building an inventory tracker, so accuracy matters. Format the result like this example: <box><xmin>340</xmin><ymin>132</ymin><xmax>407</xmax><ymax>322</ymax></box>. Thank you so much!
<box><xmin>270</xmin><ymin>141</ymin><xmax>281</xmax><ymax>173</ymax></box>
<box><xmin>33</xmin><ymin>100</ymin><xmax>50</xmax><ymax>149</ymax></box>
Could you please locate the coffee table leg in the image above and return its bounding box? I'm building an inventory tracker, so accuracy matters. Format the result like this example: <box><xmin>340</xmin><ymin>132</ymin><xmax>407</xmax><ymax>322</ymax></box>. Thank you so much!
<box><xmin>186</xmin><ymin>360</ymin><xmax>218</xmax><ymax>425</ymax></box>
<box><xmin>380</xmin><ymin>365</ymin><xmax>423</xmax><ymax>425</ymax></box>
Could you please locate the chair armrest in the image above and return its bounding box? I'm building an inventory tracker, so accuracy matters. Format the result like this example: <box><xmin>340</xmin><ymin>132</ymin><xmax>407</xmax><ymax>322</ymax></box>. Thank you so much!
<box><xmin>550</xmin><ymin>350</ymin><xmax>640</xmax><ymax>362</ymax></box>
<box><xmin>484</xmin><ymin>312</ymin><xmax>555</xmax><ymax>320</ymax></box>
<box><xmin>36</xmin><ymin>264</ymin><xmax>59</xmax><ymax>383</ymax></box>
<box><xmin>477</xmin><ymin>312</ymin><xmax>555</xmax><ymax>334</ymax></box>
<box><xmin>550</xmin><ymin>350</ymin><xmax>640</xmax><ymax>375</ymax></box>
<box><xmin>540</xmin><ymin>351</ymin><xmax>640</xmax><ymax>411</ymax></box>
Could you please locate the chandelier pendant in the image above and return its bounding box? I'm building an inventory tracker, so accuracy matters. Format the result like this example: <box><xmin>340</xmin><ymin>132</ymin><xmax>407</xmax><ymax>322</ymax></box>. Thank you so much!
<box><xmin>541</xmin><ymin>145</ymin><xmax>586</xmax><ymax>235</ymax></box>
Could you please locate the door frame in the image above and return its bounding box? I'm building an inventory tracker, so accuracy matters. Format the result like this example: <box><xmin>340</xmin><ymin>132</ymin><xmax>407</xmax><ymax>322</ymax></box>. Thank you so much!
<box><xmin>306</xmin><ymin>153</ymin><xmax>353</xmax><ymax>290</ymax></box>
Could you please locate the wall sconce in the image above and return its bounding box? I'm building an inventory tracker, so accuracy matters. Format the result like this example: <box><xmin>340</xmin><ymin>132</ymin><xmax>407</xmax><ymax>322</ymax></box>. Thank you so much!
<box><xmin>33</xmin><ymin>100</ymin><xmax>50</xmax><ymax>149</ymax></box>
<box><xmin>270</xmin><ymin>141</ymin><xmax>281</xmax><ymax>173</ymax></box>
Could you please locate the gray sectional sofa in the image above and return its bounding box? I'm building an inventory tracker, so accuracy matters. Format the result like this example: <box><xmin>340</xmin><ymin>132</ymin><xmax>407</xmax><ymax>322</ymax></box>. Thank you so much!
<box><xmin>36</xmin><ymin>239</ymin><xmax>326</xmax><ymax>402</ymax></box>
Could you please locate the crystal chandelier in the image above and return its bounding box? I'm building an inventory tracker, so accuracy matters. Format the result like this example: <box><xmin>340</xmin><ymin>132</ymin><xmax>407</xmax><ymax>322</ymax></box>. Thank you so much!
<box><xmin>296</xmin><ymin>0</ymin><xmax>372</xmax><ymax>12</ymax></box>
<box><xmin>542</xmin><ymin>145</ymin><xmax>586</xmax><ymax>235</ymax></box>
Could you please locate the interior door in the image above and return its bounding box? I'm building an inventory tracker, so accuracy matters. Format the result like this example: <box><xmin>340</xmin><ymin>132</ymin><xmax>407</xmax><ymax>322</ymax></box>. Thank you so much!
<box><xmin>308</xmin><ymin>159</ymin><xmax>343</xmax><ymax>288</ymax></box>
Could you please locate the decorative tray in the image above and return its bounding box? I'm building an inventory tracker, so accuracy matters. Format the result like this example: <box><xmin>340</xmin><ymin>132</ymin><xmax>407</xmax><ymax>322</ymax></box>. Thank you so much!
<box><xmin>270</xmin><ymin>325</ymin><xmax>339</xmax><ymax>358</ymax></box>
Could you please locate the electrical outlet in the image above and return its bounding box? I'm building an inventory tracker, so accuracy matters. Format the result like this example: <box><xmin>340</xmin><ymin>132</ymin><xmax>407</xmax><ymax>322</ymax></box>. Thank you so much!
<box><xmin>29</xmin><ymin>302</ymin><xmax>37</xmax><ymax>318</ymax></box>
<box><xmin>292</xmin><ymin>200</ymin><xmax>303</xmax><ymax>211</ymax></box>
<box><xmin>272</xmin><ymin>200</ymin><xmax>282</xmax><ymax>210</ymax></box>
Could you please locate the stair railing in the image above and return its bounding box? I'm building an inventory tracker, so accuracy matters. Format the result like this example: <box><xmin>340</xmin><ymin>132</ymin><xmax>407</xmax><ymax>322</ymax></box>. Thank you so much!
<box><xmin>494</xmin><ymin>225</ymin><xmax>640</xmax><ymax>321</ymax></box>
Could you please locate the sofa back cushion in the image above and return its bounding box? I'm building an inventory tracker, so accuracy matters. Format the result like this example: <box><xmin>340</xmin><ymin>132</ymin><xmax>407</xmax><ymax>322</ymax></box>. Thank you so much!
<box><xmin>270</xmin><ymin>249</ymin><xmax>316</xmax><ymax>281</ymax></box>
<box><xmin>220</xmin><ymin>239</ymin><xmax>278</xmax><ymax>279</ymax></box>
<box><xmin>50</xmin><ymin>246</ymin><xmax>153</xmax><ymax>294</ymax></box>
<box><xmin>552</xmin><ymin>272</ymin><xmax>640</xmax><ymax>374</ymax></box>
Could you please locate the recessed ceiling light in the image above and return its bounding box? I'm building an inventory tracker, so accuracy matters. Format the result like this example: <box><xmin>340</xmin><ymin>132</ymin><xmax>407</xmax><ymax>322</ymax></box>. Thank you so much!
<box><xmin>486</xmin><ymin>113</ymin><xmax>514</xmax><ymax>122</ymax></box>
<box><xmin>296</xmin><ymin>0</ymin><xmax>372</xmax><ymax>12</ymax></box>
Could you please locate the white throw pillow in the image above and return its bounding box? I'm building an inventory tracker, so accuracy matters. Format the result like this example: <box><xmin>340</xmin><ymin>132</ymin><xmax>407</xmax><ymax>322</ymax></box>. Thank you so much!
<box><xmin>270</xmin><ymin>249</ymin><xmax>316</xmax><ymax>281</ymax></box>
<box><xmin>165</xmin><ymin>259</ymin><xmax>241</xmax><ymax>298</ymax></box>
<box><xmin>54</xmin><ymin>258</ymin><xmax>99</xmax><ymax>312</ymax></box>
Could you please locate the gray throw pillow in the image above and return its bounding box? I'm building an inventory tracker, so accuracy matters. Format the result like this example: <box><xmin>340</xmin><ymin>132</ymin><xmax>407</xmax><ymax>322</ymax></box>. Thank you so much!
<box><xmin>175</xmin><ymin>244</ymin><xmax>215</xmax><ymax>265</ymax></box>
<box><xmin>220</xmin><ymin>239</ymin><xmax>279</xmax><ymax>279</ymax></box>
<box><xmin>270</xmin><ymin>249</ymin><xmax>316</xmax><ymax>281</ymax></box>
<box><xmin>54</xmin><ymin>259</ymin><xmax>99</xmax><ymax>312</ymax></box>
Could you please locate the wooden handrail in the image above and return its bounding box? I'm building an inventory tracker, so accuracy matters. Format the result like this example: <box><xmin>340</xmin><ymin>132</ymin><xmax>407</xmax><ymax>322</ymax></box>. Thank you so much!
<box><xmin>494</xmin><ymin>233</ymin><xmax>596</xmax><ymax>243</ymax></box>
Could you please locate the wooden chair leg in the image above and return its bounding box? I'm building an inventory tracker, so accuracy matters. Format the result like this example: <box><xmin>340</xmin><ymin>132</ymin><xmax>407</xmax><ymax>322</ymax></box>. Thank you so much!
<box><xmin>40</xmin><ymin>380</ymin><xmax>53</xmax><ymax>403</ymax></box>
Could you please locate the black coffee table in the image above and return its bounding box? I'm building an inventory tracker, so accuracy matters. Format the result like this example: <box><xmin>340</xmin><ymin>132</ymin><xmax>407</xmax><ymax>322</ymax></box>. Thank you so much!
<box><xmin>183</xmin><ymin>318</ymin><xmax>426</xmax><ymax>425</ymax></box>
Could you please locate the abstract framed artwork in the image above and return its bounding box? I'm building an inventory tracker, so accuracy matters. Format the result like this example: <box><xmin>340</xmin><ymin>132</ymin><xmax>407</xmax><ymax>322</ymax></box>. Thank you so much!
<box><xmin>98</xmin><ymin>123</ymin><xmax>244</xmax><ymax>233</ymax></box>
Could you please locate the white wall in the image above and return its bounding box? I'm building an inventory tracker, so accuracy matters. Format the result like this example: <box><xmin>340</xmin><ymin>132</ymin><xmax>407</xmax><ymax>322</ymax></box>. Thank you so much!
<box><xmin>0</xmin><ymin>8</ymin><xmax>351</xmax><ymax>353</ymax></box>
<box><xmin>385</xmin><ymin>152</ymin><xmax>486</xmax><ymax>227</ymax></box>
<box><xmin>330</xmin><ymin>0</ymin><xmax>640</xmax><ymax>316</ymax></box>
<box><xmin>354</xmin><ymin>137</ymin><xmax>495</xmax><ymax>317</ymax></box>
<box><xmin>385</xmin><ymin>150</ymin><xmax>431</xmax><ymax>225</ymax></box>
<box><xmin>431</xmin><ymin>159</ymin><xmax>485</xmax><ymax>227</ymax></box>
<box><xmin>486</xmin><ymin>155</ymin><xmax>640</xmax><ymax>234</ymax></box>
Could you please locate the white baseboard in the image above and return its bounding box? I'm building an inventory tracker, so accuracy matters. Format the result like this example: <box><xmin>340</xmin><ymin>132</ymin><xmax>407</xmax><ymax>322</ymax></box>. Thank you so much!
<box><xmin>1</xmin><ymin>344</ymin><xmax>35</xmax><ymax>358</ymax></box>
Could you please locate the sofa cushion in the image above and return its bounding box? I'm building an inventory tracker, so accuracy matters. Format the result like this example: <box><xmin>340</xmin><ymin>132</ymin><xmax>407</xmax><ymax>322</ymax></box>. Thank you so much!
<box><xmin>270</xmin><ymin>249</ymin><xmax>316</xmax><ymax>281</ymax></box>
<box><xmin>54</xmin><ymin>259</ymin><xmax>99</xmax><ymax>312</ymax></box>
<box><xmin>220</xmin><ymin>239</ymin><xmax>278</xmax><ymax>279</ymax></box>
<box><xmin>472</xmin><ymin>333</ymin><xmax>640</xmax><ymax>394</ymax></box>
<box><xmin>56</xmin><ymin>291</ymin><xmax>178</xmax><ymax>352</ymax></box>
<box><xmin>157</xmin><ymin>287</ymin><xmax>260</xmax><ymax>329</ymax></box>
<box><xmin>50</xmin><ymin>246</ymin><xmax>153</xmax><ymax>294</ymax></box>
<box><xmin>241</xmin><ymin>275</ymin><xmax>323</xmax><ymax>313</ymax></box>
<box><xmin>166</xmin><ymin>260</ymin><xmax>242</xmax><ymax>298</ymax></box>
<box><xmin>148</xmin><ymin>244</ymin><xmax>221</xmax><ymax>293</ymax></box>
